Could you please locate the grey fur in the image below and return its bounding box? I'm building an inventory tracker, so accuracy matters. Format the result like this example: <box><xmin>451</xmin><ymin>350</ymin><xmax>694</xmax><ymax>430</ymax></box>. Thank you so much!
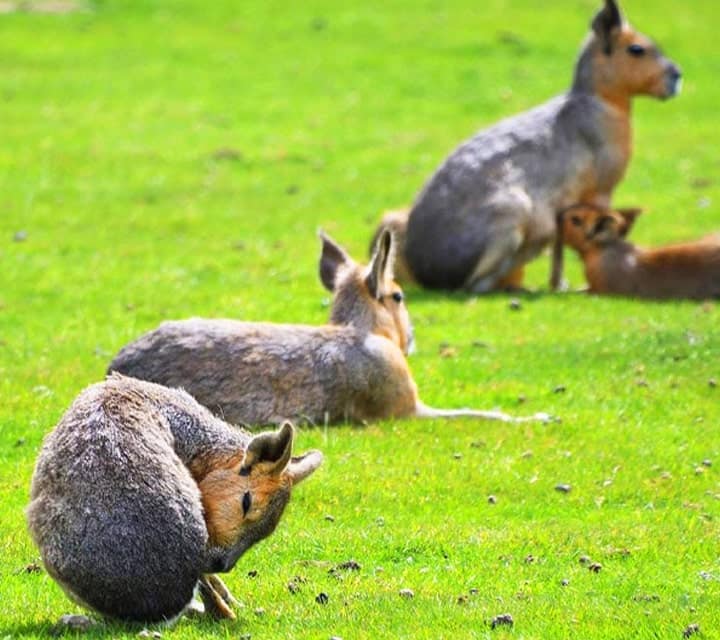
<box><xmin>108</xmin><ymin>319</ymin><xmax>416</xmax><ymax>425</ymax></box>
<box><xmin>27</xmin><ymin>375</ymin><xmax>321</xmax><ymax>623</ymax></box>
<box><xmin>108</xmin><ymin>232</ymin><xmax>420</xmax><ymax>426</ymax></box>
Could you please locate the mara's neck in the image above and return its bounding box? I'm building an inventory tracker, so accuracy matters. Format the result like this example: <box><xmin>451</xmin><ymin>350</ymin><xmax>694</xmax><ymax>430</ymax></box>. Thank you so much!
<box><xmin>329</xmin><ymin>289</ymin><xmax>406</xmax><ymax>353</ymax></box>
<box><xmin>329</xmin><ymin>288</ymin><xmax>374</xmax><ymax>334</ymax></box>
<box><xmin>160</xmin><ymin>402</ymin><xmax>249</xmax><ymax>481</ymax></box>
<box><xmin>571</xmin><ymin>42</ymin><xmax>633</xmax><ymax>116</ymax></box>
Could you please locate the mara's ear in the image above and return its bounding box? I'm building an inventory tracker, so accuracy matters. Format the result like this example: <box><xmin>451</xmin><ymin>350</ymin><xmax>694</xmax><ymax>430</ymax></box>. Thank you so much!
<box><xmin>591</xmin><ymin>0</ymin><xmax>622</xmax><ymax>55</ymax></box>
<box><xmin>615</xmin><ymin>207</ymin><xmax>643</xmax><ymax>237</ymax></box>
<box><xmin>241</xmin><ymin>422</ymin><xmax>294</xmax><ymax>476</ymax></box>
<box><xmin>366</xmin><ymin>229</ymin><xmax>394</xmax><ymax>299</ymax></box>
<box><xmin>591</xmin><ymin>214</ymin><xmax>622</xmax><ymax>243</ymax></box>
<box><xmin>286</xmin><ymin>450</ymin><xmax>324</xmax><ymax>485</ymax></box>
<box><xmin>319</xmin><ymin>231</ymin><xmax>352</xmax><ymax>292</ymax></box>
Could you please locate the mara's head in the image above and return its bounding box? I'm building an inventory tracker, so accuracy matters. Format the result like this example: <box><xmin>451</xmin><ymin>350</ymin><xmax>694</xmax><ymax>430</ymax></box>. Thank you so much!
<box><xmin>200</xmin><ymin>422</ymin><xmax>322</xmax><ymax>573</ymax></box>
<box><xmin>319</xmin><ymin>229</ymin><xmax>414</xmax><ymax>355</ymax></box>
<box><xmin>561</xmin><ymin>204</ymin><xmax>642</xmax><ymax>253</ymax></box>
<box><xmin>575</xmin><ymin>0</ymin><xmax>681</xmax><ymax>103</ymax></box>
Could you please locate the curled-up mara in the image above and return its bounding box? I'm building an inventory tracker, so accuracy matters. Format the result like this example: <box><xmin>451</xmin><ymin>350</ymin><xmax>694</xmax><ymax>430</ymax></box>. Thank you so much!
<box><xmin>109</xmin><ymin>231</ymin><xmax>549</xmax><ymax>425</ymax></box>
<box><xmin>26</xmin><ymin>374</ymin><xmax>322</xmax><ymax>623</ymax></box>
<box><xmin>560</xmin><ymin>204</ymin><xmax>720</xmax><ymax>300</ymax></box>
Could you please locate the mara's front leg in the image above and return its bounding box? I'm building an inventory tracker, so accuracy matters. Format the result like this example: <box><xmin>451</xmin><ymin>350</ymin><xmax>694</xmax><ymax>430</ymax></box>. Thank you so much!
<box><xmin>198</xmin><ymin>574</ymin><xmax>239</xmax><ymax>620</ymax></box>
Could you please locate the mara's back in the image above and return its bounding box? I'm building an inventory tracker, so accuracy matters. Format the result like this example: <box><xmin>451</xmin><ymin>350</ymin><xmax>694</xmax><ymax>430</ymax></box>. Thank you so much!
<box><xmin>109</xmin><ymin>318</ymin><xmax>415</xmax><ymax>425</ymax></box>
<box><xmin>596</xmin><ymin>241</ymin><xmax>720</xmax><ymax>300</ymax></box>
<box><xmin>27</xmin><ymin>378</ymin><xmax>207</xmax><ymax>623</ymax></box>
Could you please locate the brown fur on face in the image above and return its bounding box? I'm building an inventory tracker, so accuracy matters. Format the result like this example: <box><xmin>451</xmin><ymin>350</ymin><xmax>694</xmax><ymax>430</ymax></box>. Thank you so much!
<box><xmin>199</xmin><ymin>466</ymin><xmax>290</xmax><ymax>549</ymax></box>
<box><xmin>589</xmin><ymin>1</ymin><xmax>681</xmax><ymax>108</ymax></box>
<box><xmin>561</xmin><ymin>203</ymin><xmax>641</xmax><ymax>254</ymax></box>
<box><xmin>198</xmin><ymin>422</ymin><xmax>321</xmax><ymax>571</ymax></box>
<box><xmin>364</xmin><ymin>270</ymin><xmax>413</xmax><ymax>356</ymax></box>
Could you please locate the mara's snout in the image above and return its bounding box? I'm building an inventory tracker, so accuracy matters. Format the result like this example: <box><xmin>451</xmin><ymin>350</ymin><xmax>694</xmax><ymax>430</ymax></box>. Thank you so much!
<box><xmin>662</xmin><ymin>62</ymin><xmax>682</xmax><ymax>99</ymax></box>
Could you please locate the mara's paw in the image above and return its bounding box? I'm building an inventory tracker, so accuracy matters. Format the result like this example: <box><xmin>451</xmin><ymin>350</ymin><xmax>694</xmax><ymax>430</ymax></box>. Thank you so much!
<box><xmin>198</xmin><ymin>575</ymin><xmax>238</xmax><ymax>620</ymax></box>
<box><xmin>50</xmin><ymin>614</ymin><xmax>95</xmax><ymax>636</ymax></box>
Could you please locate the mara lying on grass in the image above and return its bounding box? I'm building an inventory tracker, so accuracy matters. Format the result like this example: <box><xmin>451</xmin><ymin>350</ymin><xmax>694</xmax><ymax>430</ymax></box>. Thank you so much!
<box><xmin>109</xmin><ymin>231</ymin><xmax>549</xmax><ymax>425</ymax></box>
<box><xmin>27</xmin><ymin>374</ymin><xmax>322</xmax><ymax>623</ymax></box>
<box><xmin>376</xmin><ymin>0</ymin><xmax>680</xmax><ymax>293</ymax></box>
<box><xmin>560</xmin><ymin>204</ymin><xmax>720</xmax><ymax>300</ymax></box>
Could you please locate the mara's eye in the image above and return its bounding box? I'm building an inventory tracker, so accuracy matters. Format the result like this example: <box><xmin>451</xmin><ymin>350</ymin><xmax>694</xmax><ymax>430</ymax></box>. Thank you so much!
<box><xmin>391</xmin><ymin>291</ymin><xmax>403</xmax><ymax>303</ymax></box>
<box><xmin>241</xmin><ymin>491</ymin><xmax>252</xmax><ymax>516</ymax></box>
<box><xmin>571</xmin><ymin>216</ymin><xmax>582</xmax><ymax>227</ymax></box>
<box><xmin>627</xmin><ymin>44</ymin><xmax>645</xmax><ymax>57</ymax></box>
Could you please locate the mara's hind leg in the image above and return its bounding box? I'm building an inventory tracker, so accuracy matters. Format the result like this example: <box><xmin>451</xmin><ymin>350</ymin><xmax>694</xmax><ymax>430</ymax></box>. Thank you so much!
<box><xmin>462</xmin><ymin>189</ymin><xmax>531</xmax><ymax>294</ymax></box>
<box><xmin>463</xmin><ymin>226</ymin><xmax>524</xmax><ymax>294</ymax></box>
<box><xmin>494</xmin><ymin>265</ymin><xmax>525</xmax><ymax>292</ymax></box>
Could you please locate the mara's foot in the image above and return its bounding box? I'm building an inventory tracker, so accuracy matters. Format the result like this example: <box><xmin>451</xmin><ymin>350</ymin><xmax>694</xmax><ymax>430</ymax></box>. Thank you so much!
<box><xmin>198</xmin><ymin>574</ymin><xmax>238</xmax><ymax>620</ymax></box>
<box><xmin>50</xmin><ymin>614</ymin><xmax>95</xmax><ymax>635</ymax></box>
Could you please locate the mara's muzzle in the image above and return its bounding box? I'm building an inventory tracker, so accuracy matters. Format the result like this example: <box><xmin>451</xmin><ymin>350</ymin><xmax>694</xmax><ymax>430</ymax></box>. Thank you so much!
<box><xmin>663</xmin><ymin>63</ymin><xmax>682</xmax><ymax>99</ymax></box>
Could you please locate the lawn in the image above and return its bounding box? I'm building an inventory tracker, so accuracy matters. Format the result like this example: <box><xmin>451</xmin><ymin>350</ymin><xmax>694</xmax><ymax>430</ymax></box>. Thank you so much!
<box><xmin>1</xmin><ymin>0</ymin><xmax>719</xmax><ymax>638</ymax></box>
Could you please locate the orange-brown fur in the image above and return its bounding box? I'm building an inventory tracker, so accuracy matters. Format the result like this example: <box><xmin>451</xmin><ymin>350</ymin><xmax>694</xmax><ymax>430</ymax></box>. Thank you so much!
<box><xmin>561</xmin><ymin>204</ymin><xmax>720</xmax><ymax>300</ymax></box>
<box><xmin>200</xmin><ymin>466</ymin><xmax>289</xmax><ymax>548</ymax></box>
<box><xmin>591</xmin><ymin>26</ymin><xmax>678</xmax><ymax>112</ymax></box>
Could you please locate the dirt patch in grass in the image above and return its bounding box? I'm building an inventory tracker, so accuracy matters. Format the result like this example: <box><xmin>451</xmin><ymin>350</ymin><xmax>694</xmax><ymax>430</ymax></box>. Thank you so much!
<box><xmin>0</xmin><ymin>1</ymin><xmax>88</xmax><ymax>14</ymax></box>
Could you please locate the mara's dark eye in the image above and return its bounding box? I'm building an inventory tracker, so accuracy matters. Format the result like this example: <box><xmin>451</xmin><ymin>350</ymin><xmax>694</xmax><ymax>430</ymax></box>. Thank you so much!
<box><xmin>391</xmin><ymin>291</ymin><xmax>403</xmax><ymax>303</ymax></box>
<box><xmin>241</xmin><ymin>491</ymin><xmax>252</xmax><ymax>516</ymax></box>
<box><xmin>571</xmin><ymin>216</ymin><xmax>582</xmax><ymax>227</ymax></box>
<box><xmin>627</xmin><ymin>44</ymin><xmax>645</xmax><ymax>57</ymax></box>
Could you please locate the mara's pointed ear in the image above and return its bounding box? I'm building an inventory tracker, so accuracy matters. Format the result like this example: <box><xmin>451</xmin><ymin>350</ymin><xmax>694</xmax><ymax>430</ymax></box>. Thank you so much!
<box><xmin>286</xmin><ymin>450</ymin><xmax>324</xmax><ymax>485</ymax></box>
<box><xmin>319</xmin><ymin>230</ymin><xmax>352</xmax><ymax>292</ymax></box>
<box><xmin>366</xmin><ymin>229</ymin><xmax>394</xmax><ymax>299</ymax></box>
<box><xmin>591</xmin><ymin>214</ymin><xmax>623</xmax><ymax>243</ymax></box>
<box><xmin>591</xmin><ymin>0</ymin><xmax>622</xmax><ymax>55</ymax></box>
<box><xmin>241</xmin><ymin>422</ymin><xmax>294</xmax><ymax>476</ymax></box>
<box><xmin>615</xmin><ymin>207</ymin><xmax>643</xmax><ymax>237</ymax></box>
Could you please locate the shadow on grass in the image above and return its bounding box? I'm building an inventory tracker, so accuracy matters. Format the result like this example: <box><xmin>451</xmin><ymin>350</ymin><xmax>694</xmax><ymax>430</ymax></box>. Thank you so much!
<box><xmin>0</xmin><ymin>615</ymin><xmax>239</xmax><ymax>638</ymax></box>
<box><xmin>403</xmin><ymin>283</ymin><xmax>718</xmax><ymax>308</ymax></box>
<box><xmin>402</xmin><ymin>286</ymin><xmax>560</xmax><ymax>305</ymax></box>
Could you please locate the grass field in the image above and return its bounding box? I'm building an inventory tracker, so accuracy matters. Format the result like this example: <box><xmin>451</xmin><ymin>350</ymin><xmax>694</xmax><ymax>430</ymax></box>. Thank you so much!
<box><xmin>1</xmin><ymin>0</ymin><xmax>719</xmax><ymax>637</ymax></box>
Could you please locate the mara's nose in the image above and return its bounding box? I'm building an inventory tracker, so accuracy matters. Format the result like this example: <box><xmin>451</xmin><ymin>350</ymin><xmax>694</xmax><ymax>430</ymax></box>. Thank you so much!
<box><xmin>667</xmin><ymin>64</ymin><xmax>682</xmax><ymax>81</ymax></box>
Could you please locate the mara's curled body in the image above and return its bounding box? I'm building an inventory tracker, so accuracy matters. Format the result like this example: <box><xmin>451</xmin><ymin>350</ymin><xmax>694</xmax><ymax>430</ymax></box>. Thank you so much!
<box><xmin>400</xmin><ymin>0</ymin><xmax>680</xmax><ymax>293</ymax></box>
<box><xmin>27</xmin><ymin>375</ymin><xmax>322</xmax><ymax>623</ymax></box>
<box><xmin>561</xmin><ymin>204</ymin><xmax>720</xmax><ymax>300</ymax></box>
<box><xmin>110</xmin><ymin>231</ymin><xmax>549</xmax><ymax>425</ymax></box>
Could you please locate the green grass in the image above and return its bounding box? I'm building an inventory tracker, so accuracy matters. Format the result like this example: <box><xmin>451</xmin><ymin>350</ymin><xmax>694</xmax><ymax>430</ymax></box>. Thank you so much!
<box><xmin>1</xmin><ymin>0</ymin><xmax>719</xmax><ymax>637</ymax></box>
